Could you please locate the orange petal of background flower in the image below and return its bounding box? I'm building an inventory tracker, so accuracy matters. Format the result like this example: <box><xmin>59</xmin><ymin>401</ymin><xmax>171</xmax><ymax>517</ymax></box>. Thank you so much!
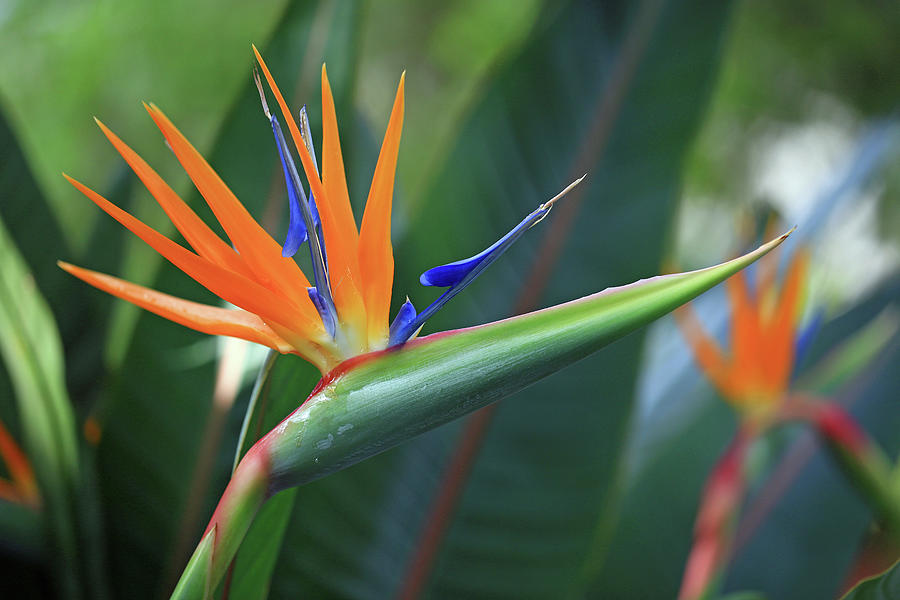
<box><xmin>64</xmin><ymin>175</ymin><xmax>324</xmax><ymax>341</ymax></box>
<box><xmin>726</xmin><ymin>270</ymin><xmax>764</xmax><ymax>400</ymax></box>
<box><xmin>94</xmin><ymin>118</ymin><xmax>254</xmax><ymax>280</ymax></box>
<box><xmin>761</xmin><ymin>249</ymin><xmax>809</xmax><ymax>396</ymax></box>
<box><xmin>674</xmin><ymin>304</ymin><xmax>735</xmax><ymax>397</ymax></box>
<box><xmin>358</xmin><ymin>73</ymin><xmax>404</xmax><ymax>345</ymax></box>
<box><xmin>58</xmin><ymin>262</ymin><xmax>293</xmax><ymax>352</ymax></box>
<box><xmin>144</xmin><ymin>103</ymin><xmax>314</xmax><ymax>305</ymax></box>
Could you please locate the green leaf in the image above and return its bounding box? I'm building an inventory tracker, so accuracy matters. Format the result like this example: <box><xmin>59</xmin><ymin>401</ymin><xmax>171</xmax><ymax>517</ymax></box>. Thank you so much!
<box><xmin>840</xmin><ymin>561</ymin><xmax>900</xmax><ymax>600</ymax></box>
<box><xmin>227</xmin><ymin>489</ymin><xmax>298</xmax><ymax>600</ymax></box>
<box><xmin>0</xmin><ymin>0</ymin><xmax>291</xmax><ymax>252</ymax></box>
<box><xmin>0</xmin><ymin>213</ymin><xmax>80</xmax><ymax>596</ymax></box>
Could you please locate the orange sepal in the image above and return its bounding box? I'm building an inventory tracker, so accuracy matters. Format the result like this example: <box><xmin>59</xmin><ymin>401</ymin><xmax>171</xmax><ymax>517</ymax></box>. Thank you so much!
<box><xmin>321</xmin><ymin>64</ymin><xmax>367</xmax><ymax>344</ymax></box>
<box><xmin>64</xmin><ymin>175</ymin><xmax>325</xmax><ymax>342</ymax></box>
<box><xmin>358</xmin><ymin>72</ymin><xmax>405</xmax><ymax>345</ymax></box>
<box><xmin>144</xmin><ymin>103</ymin><xmax>314</xmax><ymax>305</ymax></box>
<box><xmin>320</xmin><ymin>64</ymin><xmax>359</xmax><ymax>250</ymax></box>
<box><xmin>762</xmin><ymin>249</ymin><xmax>809</xmax><ymax>396</ymax></box>
<box><xmin>59</xmin><ymin>261</ymin><xmax>294</xmax><ymax>353</ymax></box>
<box><xmin>94</xmin><ymin>118</ymin><xmax>254</xmax><ymax>279</ymax></box>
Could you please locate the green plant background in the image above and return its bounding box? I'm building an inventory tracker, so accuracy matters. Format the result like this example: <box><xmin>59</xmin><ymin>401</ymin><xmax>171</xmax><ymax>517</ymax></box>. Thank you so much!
<box><xmin>0</xmin><ymin>0</ymin><xmax>897</xmax><ymax>598</ymax></box>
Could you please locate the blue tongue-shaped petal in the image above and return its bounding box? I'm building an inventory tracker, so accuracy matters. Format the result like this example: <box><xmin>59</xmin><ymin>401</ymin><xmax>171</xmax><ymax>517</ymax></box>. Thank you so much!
<box><xmin>388</xmin><ymin>298</ymin><xmax>417</xmax><ymax>345</ymax></box>
<box><xmin>390</xmin><ymin>176</ymin><xmax>585</xmax><ymax>346</ymax></box>
<box><xmin>420</xmin><ymin>215</ymin><xmax>532</xmax><ymax>288</ymax></box>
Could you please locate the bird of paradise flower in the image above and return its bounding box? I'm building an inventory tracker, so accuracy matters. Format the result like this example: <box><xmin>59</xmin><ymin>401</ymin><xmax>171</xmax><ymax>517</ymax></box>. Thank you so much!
<box><xmin>59</xmin><ymin>46</ymin><xmax>582</xmax><ymax>375</ymax></box>
<box><xmin>674</xmin><ymin>240</ymin><xmax>898</xmax><ymax>599</ymax></box>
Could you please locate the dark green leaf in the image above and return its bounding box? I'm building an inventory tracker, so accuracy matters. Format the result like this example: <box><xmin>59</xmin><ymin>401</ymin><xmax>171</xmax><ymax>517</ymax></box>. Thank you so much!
<box><xmin>0</xmin><ymin>213</ymin><xmax>80</xmax><ymax>596</ymax></box>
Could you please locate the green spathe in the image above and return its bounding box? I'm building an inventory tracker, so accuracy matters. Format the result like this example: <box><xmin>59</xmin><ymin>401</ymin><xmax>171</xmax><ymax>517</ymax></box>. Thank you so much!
<box><xmin>265</xmin><ymin>231</ymin><xmax>793</xmax><ymax>491</ymax></box>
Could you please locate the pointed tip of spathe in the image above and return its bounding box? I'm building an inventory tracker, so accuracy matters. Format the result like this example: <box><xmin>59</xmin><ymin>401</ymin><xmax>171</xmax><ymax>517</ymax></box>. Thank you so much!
<box><xmin>771</xmin><ymin>225</ymin><xmax>797</xmax><ymax>245</ymax></box>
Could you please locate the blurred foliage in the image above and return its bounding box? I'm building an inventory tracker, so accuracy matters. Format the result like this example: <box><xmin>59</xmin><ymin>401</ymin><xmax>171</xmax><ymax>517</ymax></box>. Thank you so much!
<box><xmin>0</xmin><ymin>0</ymin><xmax>897</xmax><ymax>599</ymax></box>
<box><xmin>681</xmin><ymin>0</ymin><xmax>900</xmax><ymax>244</ymax></box>
<box><xmin>0</xmin><ymin>0</ymin><xmax>289</xmax><ymax>251</ymax></box>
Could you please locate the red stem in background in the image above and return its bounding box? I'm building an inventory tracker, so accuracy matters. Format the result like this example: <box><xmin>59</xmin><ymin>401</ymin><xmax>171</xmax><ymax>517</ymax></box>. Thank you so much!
<box><xmin>395</xmin><ymin>406</ymin><xmax>496</xmax><ymax>600</ymax></box>
<box><xmin>813</xmin><ymin>403</ymin><xmax>869</xmax><ymax>456</ymax></box>
<box><xmin>678</xmin><ymin>427</ymin><xmax>753</xmax><ymax>600</ymax></box>
<box><xmin>395</xmin><ymin>2</ymin><xmax>665</xmax><ymax>597</ymax></box>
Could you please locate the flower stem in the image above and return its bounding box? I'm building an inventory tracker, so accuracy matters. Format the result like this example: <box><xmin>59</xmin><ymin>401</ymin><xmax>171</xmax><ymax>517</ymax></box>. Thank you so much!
<box><xmin>677</xmin><ymin>428</ymin><xmax>752</xmax><ymax>600</ymax></box>
<box><xmin>812</xmin><ymin>403</ymin><xmax>900</xmax><ymax>542</ymax></box>
<box><xmin>170</xmin><ymin>443</ymin><xmax>271</xmax><ymax>598</ymax></box>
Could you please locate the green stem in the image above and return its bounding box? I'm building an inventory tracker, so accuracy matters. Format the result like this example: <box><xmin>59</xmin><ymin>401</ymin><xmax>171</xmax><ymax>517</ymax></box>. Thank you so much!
<box><xmin>170</xmin><ymin>445</ymin><xmax>270</xmax><ymax>598</ymax></box>
<box><xmin>677</xmin><ymin>427</ymin><xmax>753</xmax><ymax>600</ymax></box>
<box><xmin>814</xmin><ymin>404</ymin><xmax>900</xmax><ymax>542</ymax></box>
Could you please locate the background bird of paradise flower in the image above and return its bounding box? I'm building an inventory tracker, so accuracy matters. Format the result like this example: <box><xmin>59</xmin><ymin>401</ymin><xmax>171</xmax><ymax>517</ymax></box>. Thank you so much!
<box><xmin>0</xmin><ymin>1</ymin><xmax>898</xmax><ymax>599</ymax></box>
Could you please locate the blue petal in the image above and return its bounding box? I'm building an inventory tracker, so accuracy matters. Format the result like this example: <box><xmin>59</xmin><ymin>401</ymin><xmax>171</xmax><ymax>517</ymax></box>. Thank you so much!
<box><xmin>388</xmin><ymin>298</ymin><xmax>417</xmax><ymax>345</ymax></box>
<box><xmin>307</xmin><ymin>287</ymin><xmax>336</xmax><ymax>338</ymax></box>
<box><xmin>270</xmin><ymin>115</ymin><xmax>321</xmax><ymax>257</ymax></box>
<box><xmin>420</xmin><ymin>204</ymin><xmax>550</xmax><ymax>288</ymax></box>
